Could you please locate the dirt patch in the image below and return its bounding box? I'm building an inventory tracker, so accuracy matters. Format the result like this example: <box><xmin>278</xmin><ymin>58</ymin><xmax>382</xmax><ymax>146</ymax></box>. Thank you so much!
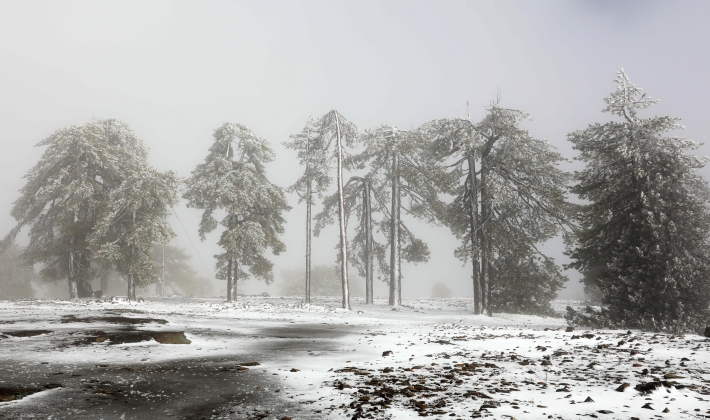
<box><xmin>0</xmin><ymin>384</ymin><xmax>61</xmax><ymax>402</ymax></box>
<box><xmin>3</xmin><ymin>330</ymin><xmax>53</xmax><ymax>337</ymax></box>
<box><xmin>83</xmin><ymin>330</ymin><xmax>190</xmax><ymax>345</ymax></box>
<box><xmin>151</xmin><ymin>332</ymin><xmax>191</xmax><ymax>344</ymax></box>
<box><xmin>61</xmin><ymin>315</ymin><xmax>168</xmax><ymax>325</ymax></box>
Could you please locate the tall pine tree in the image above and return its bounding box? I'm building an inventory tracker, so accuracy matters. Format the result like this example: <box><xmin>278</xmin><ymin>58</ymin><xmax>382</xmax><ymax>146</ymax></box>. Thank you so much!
<box><xmin>355</xmin><ymin>125</ymin><xmax>447</xmax><ymax>307</ymax></box>
<box><xmin>568</xmin><ymin>70</ymin><xmax>710</xmax><ymax>333</ymax></box>
<box><xmin>305</xmin><ymin>110</ymin><xmax>359</xmax><ymax>310</ymax></box>
<box><xmin>184</xmin><ymin>123</ymin><xmax>289</xmax><ymax>302</ymax></box>
<box><xmin>313</xmin><ymin>174</ymin><xmax>387</xmax><ymax>305</ymax></box>
<box><xmin>284</xmin><ymin>117</ymin><xmax>331</xmax><ymax>303</ymax></box>
<box><xmin>91</xmin><ymin>163</ymin><xmax>179</xmax><ymax>300</ymax></box>
<box><xmin>425</xmin><ymin>102</ymin><xmax>569</xmax><ymax>315</ymax></box>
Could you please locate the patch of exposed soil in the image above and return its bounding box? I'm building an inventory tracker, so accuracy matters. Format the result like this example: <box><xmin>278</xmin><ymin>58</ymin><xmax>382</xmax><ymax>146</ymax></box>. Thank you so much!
<box><xmin>0</xmin><ymin>384</ymin><xmax>61</xmax><ymax>402</ymax></box>
<box><xmin>2</xmin><ymin>330</ymin><xmax>53</xmax><ymax>337</ymax></box>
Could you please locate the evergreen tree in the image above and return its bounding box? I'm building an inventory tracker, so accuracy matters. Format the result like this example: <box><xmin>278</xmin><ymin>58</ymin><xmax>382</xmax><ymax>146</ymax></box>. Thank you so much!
<box><xmin>306</xmin><ymin>110</ymin><xmax>359</xmax><ymax>310</ymax></box>
<box><xmin>355</xmin><ymin>125</ymin><xmax>447</xmax><ymax>307</ymax></box>
<box><xmin>184</xmin><ymin>123</ymin><xmax>289</xmax><ymax>302</ymax></box>
<box><xmin>1</xmin><ymin>119</ymin><xmax>148</xmax><ymax>298</ymax></box>
<box><xmin>490</xmin><ymin>250</ymin><xmax>563</xmax><ymax>316</ymax></box>
<box><xmin>425</xmin><ymin>102</ymin><xmax>569</xmax><ymax>315</ymax></box>
<box><xmin>568</xmin><ymin>69</ymin><xmax>710</xmax><ymax>333</ymax></box>
<box><xmin>284</xmin><ymin>117</ymin><xmax>331</xmax><ymax>303</ymax></box>
<box><xmin>313</xmin><ymin>174</ymin><xmax>387</xmax><ymax>304</ymax></box>
<box><xmin>91</xmin><ymin>163</ymin><xmax>179</xmax><ymax>300</ymax></box>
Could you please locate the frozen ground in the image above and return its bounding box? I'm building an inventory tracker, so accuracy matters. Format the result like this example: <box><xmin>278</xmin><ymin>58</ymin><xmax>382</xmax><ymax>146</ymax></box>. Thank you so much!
<box><xmin>0</xmin><ymin>296</ymin><xmax>709</xmax><ymax>419</ymax></box>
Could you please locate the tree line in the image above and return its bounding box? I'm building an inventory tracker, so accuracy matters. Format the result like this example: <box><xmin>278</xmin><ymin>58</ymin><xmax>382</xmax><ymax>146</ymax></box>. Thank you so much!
<box><xmin>2</xmin><ymin>70</ymin><xmax>709</xmax><ymax>333</ymax></box>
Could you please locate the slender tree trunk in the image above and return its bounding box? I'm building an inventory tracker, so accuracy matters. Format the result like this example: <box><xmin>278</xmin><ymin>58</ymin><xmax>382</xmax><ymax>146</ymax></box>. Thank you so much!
<box><xmin>161</xmin><ymin>244</ymin><xmax>165</xmax><ymax>298</ymax></box>
<box><xmin>232</xmin><ymin>261</ymin><xmax>239</xmax><ymax>301</ymax></box>
<box><xmin>306</xmin><ymin>181</ymin><xmax>312</xmax><ymax>304</ymax></box>
<box><xmin>127</xmin><ymin>273</ymin><xmax>136</xmax><ymax>301</ymax></box>
<box><xmin>68</xmin><ymin>211</ymin><xmax>79</xmax><ymax>299</ymax></box>
<box><xmin>468</xmin><ymin>155</ymin><xmax>481</xmax><ymax>314</ymax></box>
<box><xmin>389</xmin><ymin>151</ymin><xmax>401</xmax><ymax>307</ymax></box>
<box><xmin>480</xmin><ymin>153</ymin><xmax>491</xmax><ymax>316</ymax></box>
<box><xmin>127</xmin><ymin>212</ymin><xmax>138</xmax><ymax>302</ymax></box>
<box><xmin>76</xmin><ymin>253</ymin><xmax>93</xmax><ymax>298</ymax></box>
<box><xmin>226</xmin><ymin>214</ymin><xmax>234</xmax><ymax>302</ymax></box>
<box><xmin>227</xmin><ymin>257</ymin><xmax>233</xmax><ymax>302</ymax></box>
<box><xmin>335</xmin><ymin>112</ymin><xmax>350</xmax><ymax>310</ymax></box>
<box><xmin>486</xmin><ymin>237</ymin><xmax>492</xmax><ymax>316</ymax></box>
<box><xmin>364</xmin><ymin>179</ymin><xmax>373</xmax><ymax>305</ymax></box>
<box><xmin>68</xmin><ymin>248</ymin><xmax>78</xmax><ymax>299</ymax></box>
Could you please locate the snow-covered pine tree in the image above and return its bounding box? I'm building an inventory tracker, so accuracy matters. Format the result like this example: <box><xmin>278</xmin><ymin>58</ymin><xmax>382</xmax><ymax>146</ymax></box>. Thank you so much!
<box><xmin>355</xmin><ymin>125</ymin><xmax>447</xmax><ymax>307</ymax></box>
<box><xmin>284</xmin><ymin>117</ymin><xmax>331</xmax><ymax>303</ymax></box>
<box><xmin>424</xmin><ymin>102</ymin><xmax>569</xmax><ymax>315</ymax></box>
<box><xmin>1</xmin><ymin>119</ymin><xmax>149</xmax><ymax>299</ymax></box>
<box><xmin>568</xmin><ymin>69</ymin><xmax>710</xmax><ymax>333</ymax></box>
<box><xmin>91</xmin><ymin>163</ymin><xmax>179</xmax><ymax>300</ymax></box>
<box><xmin>313</xmin><ymin>174</ymin><xmax>388</xmax><ymax>305</ymax></box>
<box><xmin>306</xmin><ymin>110</ymin><xmax>359</xmax><ymax>310</ymax></box>
<box><xmin>183</xmin><ymin>123</ymin><xmax>289</xmax><ymax>302</ymax></box>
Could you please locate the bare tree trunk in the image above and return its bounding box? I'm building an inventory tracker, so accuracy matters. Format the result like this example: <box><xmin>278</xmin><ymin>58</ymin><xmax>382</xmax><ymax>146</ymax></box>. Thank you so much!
<box><xmin>480</xmin><ymin>154</ymin><xmax>491</xmax><ymax>316</ymax></box>
<box><xmin>226</xmin><ymin>214</ymin><xmax>234</xmax><ymax>302</ymax></box>
<box><xmin>305</xmin><ymin>181</ymin><xmax>312</xmax><ymax>304</ymax></box>
<box><xmin>76</xmin><ymin>254</ymin><xmax>93</xmax><ymax>298</ymax></box>
<box><xmin>389</xmin><ymin>151</ymin><xmax>401</xmax><ymax>307</ymax></box>
<box><xmin>127</xmin><ymin>212</ymin><xmax>138</xmax><ymax>302</ymax></box>
<box><xmin>68</xmin><ymin>249</ymin><xmax>78</xmax><ymax>299</ymax></box>
<box><xmin>161</xmin><ymin>244</ymin><xmax>165</xmax><ymax>298</ymax></box>
<box><xmin>335</xmin><ymin>112</ymin><xmax>350</xmax><ymax>310</ymax></box>
<box><xmin>364</xmin><ymin>179</ymin><xmax>373</xmax><ymax>305</ymax></box>
<box><xmin>127</xmin><ymin>273</ymin><xmax>136</xmax><ymax>301</ymax></box>
<box><xmin>467</xmin><ymin>155</ymin><xmax>481</xmax><ymax>314</ymax></box>
<box><xmin>238</xmin><ymin>260</ymin><xmax>239</xmax><ymax>302</ymax></box>
<box><xmin>226</xmin><ymin>257</ymin><xmax>233</xmax><ymax>302</ymax></box>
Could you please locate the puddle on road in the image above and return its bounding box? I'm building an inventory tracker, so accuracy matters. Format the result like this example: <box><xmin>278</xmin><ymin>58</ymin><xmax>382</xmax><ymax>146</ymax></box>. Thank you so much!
<box><xmin>83</xmin><ymin>330</ymin><xmax>191</xmax><ymax>345</ymax></box>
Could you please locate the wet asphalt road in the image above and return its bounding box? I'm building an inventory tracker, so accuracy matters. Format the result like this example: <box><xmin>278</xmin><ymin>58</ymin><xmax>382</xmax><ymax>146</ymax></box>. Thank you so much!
<box><xmin>0</xmin><ymin>324</ymin><xmax>354</xmax><ymax>420</ymax></box>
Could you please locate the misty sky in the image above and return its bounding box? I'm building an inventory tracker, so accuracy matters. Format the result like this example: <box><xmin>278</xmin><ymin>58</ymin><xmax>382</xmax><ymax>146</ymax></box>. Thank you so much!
<box><xmin>1</xmin><ymin>1</ymin><xmax>709</xmax><ymax>299</ymax></box>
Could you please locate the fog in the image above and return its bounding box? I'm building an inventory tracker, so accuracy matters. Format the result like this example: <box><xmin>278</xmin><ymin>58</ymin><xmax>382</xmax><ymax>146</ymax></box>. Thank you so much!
<box><xmin>1</xmin><ymin>1</ymin><xmax>709</xmax><ymax>299</ymax></box>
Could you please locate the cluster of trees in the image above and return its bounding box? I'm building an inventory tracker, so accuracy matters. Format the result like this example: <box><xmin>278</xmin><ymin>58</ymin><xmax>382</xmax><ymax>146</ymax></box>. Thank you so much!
<box><xmin>1</xmin><ymin>119</ymin><xmax>178</xmax><ymax>300</ymax></box>
<box><xmin>286</xmin><ymin>107</ymin><xmax>568</xmax><ymax>316</ymax></box>
<box><xmin>0</xmin><ymin>120</ymin><xmax>211</xmax><ymax>300</ymax></box>
<box><xmin>286</xmin><ymin>70</ymin><xmax>710</xmax><ymax>332</ymax></box>
<box><xmin>2</xmin><ymin>70</ymin><xmax>709</xmax><ymax>333</ymax></box>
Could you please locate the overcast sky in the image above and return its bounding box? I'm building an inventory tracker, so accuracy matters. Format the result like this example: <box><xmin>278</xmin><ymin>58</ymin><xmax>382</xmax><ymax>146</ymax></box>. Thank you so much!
<box><xmin>1</xmin><ymin>0</ymin><xmax>709</xmax><ymax>299</ymax></box>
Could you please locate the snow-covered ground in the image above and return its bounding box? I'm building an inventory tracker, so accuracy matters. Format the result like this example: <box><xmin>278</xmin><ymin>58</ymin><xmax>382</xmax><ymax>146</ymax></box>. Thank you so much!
<box><xmin>0</xmin><ymin>296</ymin><xmax>709</xmax><ymax>419</ymax></box>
